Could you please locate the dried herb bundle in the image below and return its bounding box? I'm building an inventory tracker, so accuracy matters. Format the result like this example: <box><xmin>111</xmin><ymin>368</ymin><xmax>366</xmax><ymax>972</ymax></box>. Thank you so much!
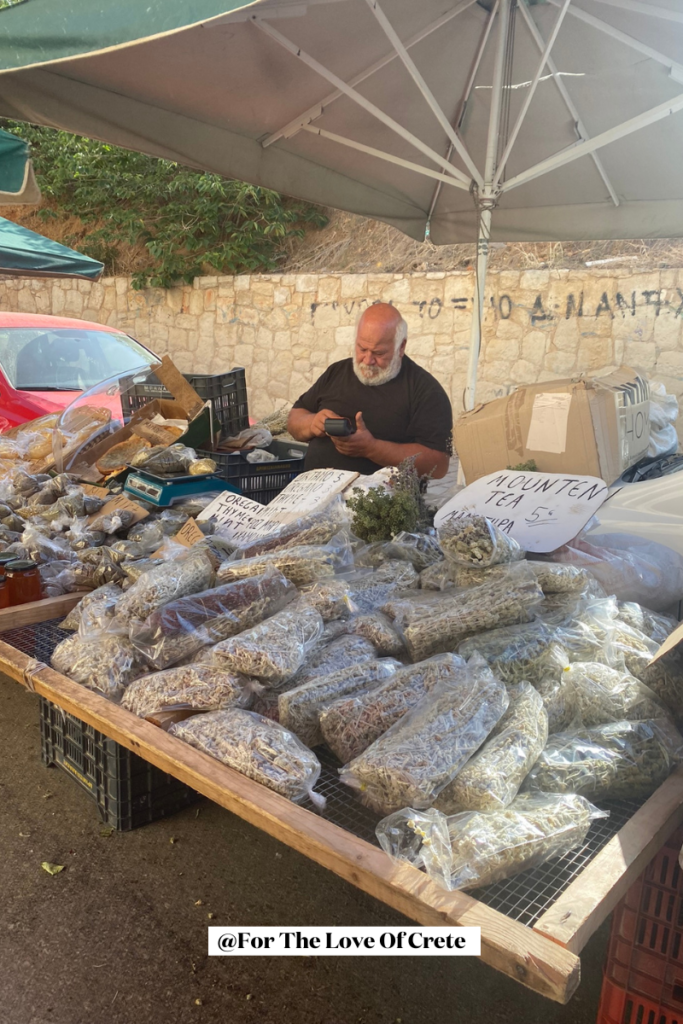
<box><xmin>52</xmin><ymin>632</ymin><xmax>146</xmax><ymax>700</ymax></box>
<box><xmin>435</xmin><ymin>683</ymin><xmax>548</xmax><ymax>813</ymax></box>
<box><xmin>346</xmin><ymin>458</ymin><xmax>432</xmax><ymax>543</ymax></box>
<box><xmin>568</xmin><ymin>661</ymin><xmax>667</xmax><ymax>727</ymax></box>
<box><xmin>438</xmin><ymin>515</ymin><xmax>523</xmax><ymax>568</ymax></box>
<box><xmin>122</xmin><ymin>664</ymin><xmax>253</xmax><ymax>718</ymax></box>
<box><xmin>279</xmin><ymin>658</ymin><xmax>400</xmax><ymax>748</ymax></box>
<box><xmin>458</xmin><ymin>621</ymin><xmax>567</xmax><ymax>687</ymax></box>
<box><xmin>212</xmin><ymin>603</ymin><xmax>323</xmax><ymax>685</ymax></box>
<box><xmin>293</xmin><ymin>633</ymin><xmax>378</xmax><ymax>687</ymax></box>
<box><xmin>527</xmin><ymin>562</ymin><xmax>595</xmax><ymax>595</ymax></box>
<box><xmin>320</xmin><ymin>654</ymin><xmax>465</xmax><ymax>763</ymax></box>
<box><xmin>217</xmin><ymin>543</ymin><xmax>346</xmax><ymax>588</ymax></box>
<box><xmin>116</xmin><ymin>550</ymin><xmax>214</xmax><ymax>624</ymax></box>
<box><xmin>340</xmin><ymin>659</ymin><xmax>508</xmax><ymax>814</ymax></box>
<box><xmin>377</xmin><ymin>794</ymin><xmax>605</xmax><ymax>892</ymax></box>
<box><xmin>170</xmin><ymin>709</ymin><xmax>324</xmax><ymax>805</ymax></box>
<box><xmin>524</xmin><ymin>718</ymin><xmax>683</xmax><ymax>800</ymax></box>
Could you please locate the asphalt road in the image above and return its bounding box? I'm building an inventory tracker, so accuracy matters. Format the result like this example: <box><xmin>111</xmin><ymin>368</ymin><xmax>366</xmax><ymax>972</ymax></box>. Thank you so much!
<box><xmin>0</xmin><ymin>678</ymin><xmax>608</xmax><ymax>1024</ymax></box>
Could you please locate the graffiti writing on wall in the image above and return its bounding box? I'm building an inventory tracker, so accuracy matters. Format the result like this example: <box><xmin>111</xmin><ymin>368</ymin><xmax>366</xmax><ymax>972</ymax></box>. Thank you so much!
<box><xmin>310</xmin><ymin>288</ymin><xmax>683</xmax><ymax>325</ymax></box>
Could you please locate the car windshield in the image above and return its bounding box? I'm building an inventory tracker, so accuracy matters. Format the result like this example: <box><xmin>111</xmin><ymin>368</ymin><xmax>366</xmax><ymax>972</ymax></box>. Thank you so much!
<box><xmin>0</xmin><ymin>327</ymin><xmax>156</xmax><ymax>391</ymax></box>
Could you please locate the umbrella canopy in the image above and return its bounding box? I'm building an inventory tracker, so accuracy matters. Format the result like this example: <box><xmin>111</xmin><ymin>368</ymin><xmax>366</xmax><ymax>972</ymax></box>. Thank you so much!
<box><xmin>0</xmin><ymin>126</ymin><xmax>40</xmax><ymax>204</ymax></box>
<box><xmin>1</xmin><ymin>0</ymin><xmax>681</xmax><ymax>399</ymax></box>
<box><xmin>0</xmin><ymin>216</ymin><xmax>103</xmax><ymax>279</ymax></box>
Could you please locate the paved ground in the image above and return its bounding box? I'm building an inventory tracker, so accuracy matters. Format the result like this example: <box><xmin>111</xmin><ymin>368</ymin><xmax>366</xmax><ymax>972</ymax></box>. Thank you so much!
<box><xmin>1</xmin><ymin>678</ymin><xmax>608</xmax><ymax>1024</ymax></box>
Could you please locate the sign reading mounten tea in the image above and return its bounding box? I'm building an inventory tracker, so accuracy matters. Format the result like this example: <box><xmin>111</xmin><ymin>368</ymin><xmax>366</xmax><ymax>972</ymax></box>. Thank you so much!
<box><xmin>435</xmin><ymin>471</ymin><xmax>609</xmax><ymax>554</ymax></box>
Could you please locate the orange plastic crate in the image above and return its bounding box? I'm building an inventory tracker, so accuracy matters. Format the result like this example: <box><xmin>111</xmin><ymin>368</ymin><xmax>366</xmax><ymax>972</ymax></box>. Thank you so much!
<box><xmin>599</xmin><ymin>827</ymin><xmax>683</xmax><ymax>1024</ymax></box>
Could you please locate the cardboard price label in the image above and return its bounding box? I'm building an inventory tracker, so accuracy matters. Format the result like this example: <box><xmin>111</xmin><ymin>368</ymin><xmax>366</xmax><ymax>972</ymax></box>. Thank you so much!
<box><xmin>175</xmin><ymin>517</ymin><xmax>205</xmax><ymax>548</ymax></box>
<box><xmin>435</xmin><ymin>470</ymin><xmax>609</xmax><ymax>553</ymax></box>
<box><xmin>81</xmin><ymin>484</ymin><xmax>110</xmax><ymax>499</ymax></box>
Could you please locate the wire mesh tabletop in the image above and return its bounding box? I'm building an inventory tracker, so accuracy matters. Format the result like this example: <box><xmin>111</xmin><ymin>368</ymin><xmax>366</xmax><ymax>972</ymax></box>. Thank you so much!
<box><xmin>0</xmin><ymin>616</ymin><xmax>646</xmax><ymax>928</ymax></box>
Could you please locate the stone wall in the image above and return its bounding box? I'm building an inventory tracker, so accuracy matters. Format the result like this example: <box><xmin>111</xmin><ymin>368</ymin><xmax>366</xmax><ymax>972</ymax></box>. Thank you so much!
<box><xmin>4</xmin><ymin>269</ymin><xmax>683</xmax><ymax>428</ymax></box>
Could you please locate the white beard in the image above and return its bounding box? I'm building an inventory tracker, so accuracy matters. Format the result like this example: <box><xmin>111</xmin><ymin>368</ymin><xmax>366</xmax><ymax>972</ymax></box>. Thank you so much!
<box><xmin>353</xmin><ymin>348</ymin><xmax>403</xmax><ymax>386</ymax></box>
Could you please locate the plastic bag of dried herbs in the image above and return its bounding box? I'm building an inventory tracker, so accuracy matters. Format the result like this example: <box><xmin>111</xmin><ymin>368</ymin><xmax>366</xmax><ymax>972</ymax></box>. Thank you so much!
<box><xmin>434</xmin><ymin>683</ymin><xmax>548</xmax><ymax>813</ymax></box>
<box><xmin>340</xmin><ymin>656</ymin><xmax>509</xmax><ymax>814</ymax></box>
<box><xmin>51</xmin><ymin>630</ymin><xmax>147</xmax><ymax>700</ymax></box>
<box><xmin>122</xmin><ymin>663</ymin><xmax>255</xmax><ymax>718</ymax></box>
<box><xmin>376</xmin><ymin>794</ymin><xmax>607</xmax><ymax>892</ymax></box>
<box><xmin>169</xmin><ymin>709</ymin><xmax>325</xmax><ymax>807</ymax></box>
<box><xmin>235</xmin><ymin>497</ymin><xmax>350</xmax><ymax>558</ymax></box>
<box><xmin>457</xmin><ymin>621</ymin><xmax>568</xmax><ymax>687</ymax></box>
<box><xmin>279</xmin><ymin>658</ymin><xmax>401</xmax><ymax>748</ymax></box>
<box><xmin>299</xmin><ymin>576</ymin><xmax>360</xmax><ymax>623</ymax></box>
<box><xmin>378</xmin><ymin>532</ymin><xmax>443</xmax><ymax>572</ymax></box>
<box><xmin>523</xmin><ymin>718</ymin><xmax>683</xmax><ymax>800</ymax></box>
<box><xmin>115</xmin><ymin>549</ymin><xmax>214</xmax><ymax>625</ymax></box>
<box><xmin>333</xmin><ymin>612</ymin><xmax>405</xmax><ymax>657</ymax></box>
<box><xmin>387</xmin><ymin>562</ymin><xmax>544</xmax><ymax>662</ymax></box>
<box><xmin>292</xmin><ymin>633</ymin><xmax>378</xmax><ymax>688</ymax></box>
<box><xmin>527</xmin><ymin>561</ymin><xmax>595</xmax><ymax>595</ymax></box>
<box><xmin>61</xmin><ymin>582</ymin><xmax>121</xmax><ymax>632</ymax></box>
<box><xmin>217</xmin><ymin>536</ymin><xmax>352</xmax><ymax>588</ymax></box>
<box><xmin>617</xmin><ymin>602</ymin><xmax>678</xmax><ymax>645</ymax></box>
<box><xmin>129</xmin><ymin>569</ymin><xmax>296</xmax><ymax>670</ymax></box>
<box><xmin>536</xmin><ymin>676</ymin><xmax>577</xmax><ymax>734</ymax></box>
<box><xmin>320</xmin><ymin>654</ymin><xmax>466</xmax><ymax>764</ymax></box>
<box><xmin>567</xmin><ymin>661</ymin><xmax>669</xmax><ymax>727</ymax></box>
<box><xmin>419</xmin><ymin>561</ymin><xmax>512</xmax><ymax>592</ymax></box>
<box><xmin>212</xmin><ymin>602</ymin><xmax>323</xmax><ymax>685</ymax></box>
<box><xmin>438</xmin><ymin>515</ymin><xmax>524</xmax><ymax>568</ymax></box>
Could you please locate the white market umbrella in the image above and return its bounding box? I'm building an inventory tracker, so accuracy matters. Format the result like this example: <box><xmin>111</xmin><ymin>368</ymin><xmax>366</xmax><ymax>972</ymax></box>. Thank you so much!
<box><xmin>2</xmin><ymin>0</ymin><xmax>683</xmax><ymax>404</ymax></box>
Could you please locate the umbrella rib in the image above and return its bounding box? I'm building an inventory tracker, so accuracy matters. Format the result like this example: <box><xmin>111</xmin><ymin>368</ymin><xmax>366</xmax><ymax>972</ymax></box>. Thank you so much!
<box><xmin>260</xmin><ymin>0</ymin><xmax>478</xmax><ymax>149</ymax></box>
<box><xmin>363</xmin><ymin>0</ymin><xmax>483</xmax><ymax>187</ymax></box>
<box><xmin>300</xmin><ymin>123</ymin><xmax>471</xmax><ymax>190</ymax></box>
<box><xmin>426</xmin><ymin>2</ymin><xmax>499</xmax><ymax>234</ymax></box>
<box><xmin>501</xmin><ymin>90</ymin><xmax>683</xmax><ymax>192</ymax></box>
<box><xmin>586</xmin><ymin>0</ymin><xmax>683</xmax><ymax>25</ymax></box>
<box><xmin>492</xmin><ymin>0</ymin><xmax>572</xmax><ymax>189</ymax></box>
<box><xmin>516</xmin><ymin>0</ymin><xmax>619</xmax><ymax>207</ymax></box>
<box><xmin>547</xmin><ymin>0</ymin><xmax>683</xmax><ymax>79</ymax></box>
<box><xmin>254</xmin><ymin>17</ymin><xmax>471</xmax><ymax>184</ymax></box>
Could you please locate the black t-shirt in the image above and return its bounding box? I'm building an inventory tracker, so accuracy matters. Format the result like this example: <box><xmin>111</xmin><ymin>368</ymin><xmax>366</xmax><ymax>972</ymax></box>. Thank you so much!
<box><xmin>293</xmin><ymin>356</ymin><xmax>453</xmax><ymax>474</ymax></box>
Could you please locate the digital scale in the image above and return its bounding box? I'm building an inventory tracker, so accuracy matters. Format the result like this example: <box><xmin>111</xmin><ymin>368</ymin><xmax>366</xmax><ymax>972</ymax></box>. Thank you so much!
<box><xmin>124</xmin><ymin>469</ymin><xmax>238</xmax><ymax>507</ymax></box>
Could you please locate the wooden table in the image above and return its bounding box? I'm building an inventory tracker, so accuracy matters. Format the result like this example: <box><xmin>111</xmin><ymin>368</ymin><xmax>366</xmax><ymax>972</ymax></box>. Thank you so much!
<box><xmin>2</xmin><ymin>593</ymin><xmax>683</xmax><ymax>1004</ymax></box>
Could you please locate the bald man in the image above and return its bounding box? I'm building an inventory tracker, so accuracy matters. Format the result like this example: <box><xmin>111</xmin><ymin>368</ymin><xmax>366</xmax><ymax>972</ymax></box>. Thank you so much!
<box><xmin>287</xmin><ymin>303</ymin><xmax>452</xmax><ymax>478</ymax></box>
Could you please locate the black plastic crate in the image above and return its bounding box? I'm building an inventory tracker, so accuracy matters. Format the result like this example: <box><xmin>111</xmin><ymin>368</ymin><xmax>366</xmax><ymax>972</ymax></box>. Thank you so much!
<box><xmin>120</xmin><ymin>367</ymin><xmax>249</xmax><ymax>439</ymax></box>
<box><xmin>39</xmin><ymin>697</ymin><xmax>199</xmax><ymax>831</ymax></box>
<box><xmin>200</xmin><ymin>439</ymin><xmax>308</xmax><ymax>504</ymax></box>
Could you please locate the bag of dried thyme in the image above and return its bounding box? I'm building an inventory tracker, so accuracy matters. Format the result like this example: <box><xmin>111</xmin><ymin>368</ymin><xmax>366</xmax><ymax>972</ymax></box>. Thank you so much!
<box><xmin>437</xmin><ymin>515</ymin><xmax>524</xmax><ymax>568</ymax></box>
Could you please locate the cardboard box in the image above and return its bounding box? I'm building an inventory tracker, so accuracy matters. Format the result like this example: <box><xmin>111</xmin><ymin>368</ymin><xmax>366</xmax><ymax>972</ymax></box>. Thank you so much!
<box><xmin>454</xmin><ymin>367</ymin><xmax>650</xmax><ymax>485</ymax></box>
<box><xmin>69</xmin><ymin>356</ymin><xmax>214</xmax><ymax>481</ymax></box>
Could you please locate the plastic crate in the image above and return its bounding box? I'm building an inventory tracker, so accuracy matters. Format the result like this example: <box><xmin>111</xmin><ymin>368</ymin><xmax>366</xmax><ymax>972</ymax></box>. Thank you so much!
<box><xmin>201</xmin><ymin>438</ymin><xmax>308</xmax><ymax>504</ymax></box>
<box><xmin>598</xmin><ymin>826</ymin><xmax>683</xmax><ymax>1024</ymax></box>
<box><xmin>39</xmin><ymin>697</ymin><xmax>199</xmax><ymax>831</ymax></box>
<box><xmin>120</xmin><ymin>367</ymin><xmax>249</xmax><ymax>439</ymax></box>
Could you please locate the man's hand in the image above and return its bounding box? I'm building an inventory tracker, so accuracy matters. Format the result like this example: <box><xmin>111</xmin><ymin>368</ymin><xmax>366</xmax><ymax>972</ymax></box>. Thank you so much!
<box><xmin>330</xmin><ymin>412</ymin><xmax>376</xmax><ymax>459</ymax></box>
<box><xmin>288</xmin><ymin>407</ymin><xmax>343</xmax><ymax>441</ymax></box>
<box><xmin>311</xmin><ymin>408</ymin><xmax>345</xmax><ymax>438</ymax></box>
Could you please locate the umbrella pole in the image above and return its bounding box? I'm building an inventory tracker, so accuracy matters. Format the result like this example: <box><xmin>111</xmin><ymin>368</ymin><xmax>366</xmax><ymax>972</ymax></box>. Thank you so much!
<box><xmin>464</xmin><ymin>206</ymin><xmax>491</xmax><ymax>412</ymax></box>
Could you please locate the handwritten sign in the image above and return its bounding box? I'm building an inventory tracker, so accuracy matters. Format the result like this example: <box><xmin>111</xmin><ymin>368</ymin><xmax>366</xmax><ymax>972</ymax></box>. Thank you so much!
<box><xmin>435</xmin><ymin>471</ymin><xmax>609</xmax><ymax>553</ymax></box>
<box><xmin>81</xmin><ymin>484</ymin><xmax>110</xmax><ymax>500</ymax></box>
<box><xmin>255</xmin><ymin>469</ymin><xmax>358</xmax><ymax>527</ymax></box>
<box><xmin>175</xmin><ymin>517</ymin><xmax>205</xmax><ymax>548</ymax></box>
<box><xmin>197</xmin><ymin>491</ymin><xmax>265</xmax><ymax>543</ymax></box>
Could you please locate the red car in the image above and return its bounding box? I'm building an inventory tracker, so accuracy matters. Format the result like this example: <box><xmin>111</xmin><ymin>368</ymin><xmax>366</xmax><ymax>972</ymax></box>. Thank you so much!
<box><xmin>0</xmin><ymin>312</ymin><xmax>157</xmax><ymax>429</ymax></box>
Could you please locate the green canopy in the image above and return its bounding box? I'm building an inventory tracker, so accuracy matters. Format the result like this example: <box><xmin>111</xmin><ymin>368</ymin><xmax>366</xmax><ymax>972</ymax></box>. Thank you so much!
<box><xmin>0</xmin><ymin>126</ymin><xmax>40</xmax><ymax>204</ymax></box>
<box><xmin>0</xmin><ymin>216</ymin><xmax>103</xmax><ymax>279</ymax></box>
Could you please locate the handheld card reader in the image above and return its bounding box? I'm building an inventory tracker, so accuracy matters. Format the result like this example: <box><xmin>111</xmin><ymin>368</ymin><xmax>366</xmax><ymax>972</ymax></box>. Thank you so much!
<box><xmin>324</xmin><ymin>417</ymin><xmax>357</xmax><ymax>437</ymax></box>
<box><xmin>124</xmin><ymin>469</ymin><xmax>236</xmax><ymax>507</ymax></box>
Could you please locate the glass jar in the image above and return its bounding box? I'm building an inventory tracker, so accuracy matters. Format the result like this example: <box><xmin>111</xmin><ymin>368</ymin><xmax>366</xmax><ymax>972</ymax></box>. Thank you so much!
<box><xmin>6</xmin><ymin>559</ymin><xmax>42</xmax><ymax>606</ymax></box>
<box><xmin>0</xmin><ymin>576</ymin><xmax>8</xmax><ymax>609</ymax></box>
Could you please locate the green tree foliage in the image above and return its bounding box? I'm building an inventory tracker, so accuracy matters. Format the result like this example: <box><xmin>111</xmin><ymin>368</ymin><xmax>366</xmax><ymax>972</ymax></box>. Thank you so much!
<box><xmin>5</xmin><ymin>122</ymin><xmax>327</xmax><ymax>288</ymax></box>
